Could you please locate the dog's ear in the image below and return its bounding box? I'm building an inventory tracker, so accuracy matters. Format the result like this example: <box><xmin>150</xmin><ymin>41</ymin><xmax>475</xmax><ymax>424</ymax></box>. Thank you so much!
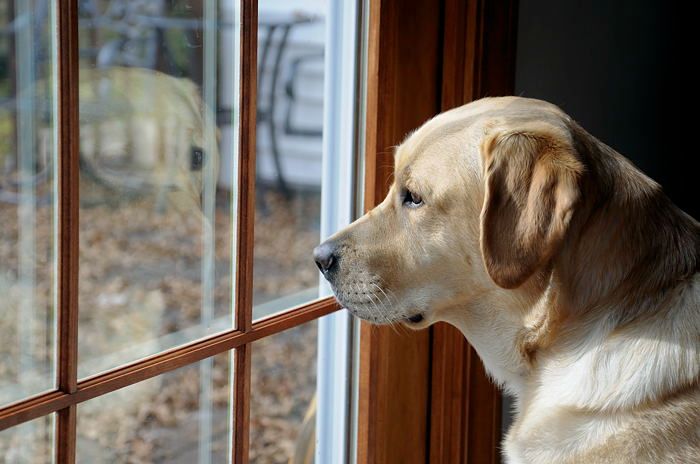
<box><xmin>480</xmin><ymin>124</ymin><xmax>583</xmax><ymax>289</ymax></box>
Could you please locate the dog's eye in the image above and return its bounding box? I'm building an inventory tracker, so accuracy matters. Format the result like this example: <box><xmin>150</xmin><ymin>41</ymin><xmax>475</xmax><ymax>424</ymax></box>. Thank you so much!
<box><xmin>403</xmin><ymin>189</ymin><xmax>423</xmax><ymax>208</ymax></box>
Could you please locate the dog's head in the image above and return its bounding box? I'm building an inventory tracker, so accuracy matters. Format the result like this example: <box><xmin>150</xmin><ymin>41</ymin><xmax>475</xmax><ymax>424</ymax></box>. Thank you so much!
<box><xmin>314</xmin><ymin>97</ymin><xmax>584</xmax><ymax>328</ymax></box>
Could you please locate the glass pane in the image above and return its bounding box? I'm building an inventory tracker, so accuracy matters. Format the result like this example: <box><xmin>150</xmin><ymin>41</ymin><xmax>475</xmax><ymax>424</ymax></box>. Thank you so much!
<box><xmin>250</xmin><ymin>321</ymin><xmax>317</xmax><ymax>462</ymax></box>
<box><xmin>0</xmin><ymin>1</ymin><xmax>57</xmax><ymax>405</ymax></box>
<box><xmin>0</xmin><ymin>414</ymin><xmax>55</xmax><ymax>463</ymax></box>
<box><xmin>77</xmin><ymin>2</ymin><xmax>239</xmax><ymax>376</ymax></box>
<box><xmin>253</xmin><ymin>2</ymin><xmax>327</xmax><ymax>320</ymax></box>
<box><xmin>77</xmin><ymin>353</ymin><xmax>230</xmax><ymax>463</ymax></box>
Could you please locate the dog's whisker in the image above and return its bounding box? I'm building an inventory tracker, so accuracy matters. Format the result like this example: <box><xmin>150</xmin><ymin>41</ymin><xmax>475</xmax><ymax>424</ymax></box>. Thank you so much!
<box><xmin>365</xmin><ymin>290</ymin><xmax>386</xmax><ymax>325</ymax></box>
<box><xmin>367</xmin><ymin>286</ymin><xmax>398</xmax><ymax>329</ymax></box>
<box><xmin>375</xmin><ymin>290</ymin><xmax>403</xmax><ymax>334</ymax></box>
<box><xmin>361</xmin><ymin>283</ymin><xmax>389</xmax><ymax>326</ymax></box>
<box><xmin>376</xmin><ymin>292</ymin><xmax>401</xmax><ymax>334</ymax></box>
<box><xmin>372</xmin><ymin>285</ymin><xmax>393</xmax><ymax>319</ymax></box>
<box><xmin>373</xmin><ymin>280</ymin><xmax>401</xmax><ymax>313</ymax></box>
<box><xmin>372</xmin><ymin>283</ymin><xmax>394</xmax><ymax>310</ymax></box>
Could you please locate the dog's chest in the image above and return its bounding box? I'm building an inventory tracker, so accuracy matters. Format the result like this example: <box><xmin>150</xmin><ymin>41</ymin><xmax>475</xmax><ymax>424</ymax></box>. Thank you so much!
<box><xmin>504</xmin><ymin>407</ymin><xmax>624</xmax><ymax>464</ymax></box>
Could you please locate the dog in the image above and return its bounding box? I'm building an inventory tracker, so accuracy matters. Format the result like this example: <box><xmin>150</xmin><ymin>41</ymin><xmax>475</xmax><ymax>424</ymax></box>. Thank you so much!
<box><xmin>314</xmin><ymin>97</ymin><xmax>699</xmax><ymax>463</ymax></box>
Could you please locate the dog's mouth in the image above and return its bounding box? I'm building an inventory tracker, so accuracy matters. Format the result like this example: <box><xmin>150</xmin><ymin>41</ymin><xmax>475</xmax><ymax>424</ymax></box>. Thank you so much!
<box><xmin>405</xmin><ymin>313</ymin><xmax>424</xmax><ymax>324</ymax></box>
<box><xmin>325</xmin><ymin>276</ymin><xmax>427</xmax><ymax>326</ymax></box>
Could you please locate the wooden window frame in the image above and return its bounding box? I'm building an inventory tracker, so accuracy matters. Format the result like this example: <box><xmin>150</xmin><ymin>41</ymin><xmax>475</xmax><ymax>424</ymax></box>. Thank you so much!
<box><xmin>0</xmin><ymin>0</ymin><xmax>518</xmax><ymax>462</ymax></box>
<box><xmin>357</xmin><ymin>0</ymin><xmax>518</xmax><ymax>463</ymax></box>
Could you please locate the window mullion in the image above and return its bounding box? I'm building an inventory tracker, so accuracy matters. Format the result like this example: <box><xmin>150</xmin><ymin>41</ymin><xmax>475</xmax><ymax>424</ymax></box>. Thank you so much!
<box><xmin>232</xmin><ymin>344</ymin><xmax>251</xmax><ymax>463</ymax></box>
<box><xmin>55</xmin><ymin>0</ymin><xmax>80</xmax><ymax>462</ymax></box>
<box><xmin>234</xmin><ymin>0</ymin><xmax>257</xmax><ymax>335</ymax></box>
<box><xmin>232</xmin><ymin>0</ymin><xmax>258</xmax><ymax>462</ymax></box>
<box><xmin>56</xmin><ymin>406</ymin><xmax>76</xmax><ymax>463</ymax></box>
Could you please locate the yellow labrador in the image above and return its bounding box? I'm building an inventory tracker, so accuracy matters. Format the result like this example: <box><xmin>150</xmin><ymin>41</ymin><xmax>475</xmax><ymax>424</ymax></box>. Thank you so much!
<box><xmin>314</xmin><ymin>97</ymin><xmax>699</xmax><ymax>463</ymax></box>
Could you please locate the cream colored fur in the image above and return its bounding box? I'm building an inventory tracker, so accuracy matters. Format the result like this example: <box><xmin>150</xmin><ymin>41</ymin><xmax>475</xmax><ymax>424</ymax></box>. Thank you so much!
<box><xmin>319</xmin><ymin>97</ymin><xmax>700</xmax><ymax>463</ymax></box>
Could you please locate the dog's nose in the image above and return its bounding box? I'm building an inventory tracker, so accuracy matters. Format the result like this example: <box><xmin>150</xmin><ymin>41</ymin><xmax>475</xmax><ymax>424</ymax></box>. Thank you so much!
<box><xmin>313</xmin><ymin>242</ymin><xmax>337</xmax><ymax>274</ymax></box>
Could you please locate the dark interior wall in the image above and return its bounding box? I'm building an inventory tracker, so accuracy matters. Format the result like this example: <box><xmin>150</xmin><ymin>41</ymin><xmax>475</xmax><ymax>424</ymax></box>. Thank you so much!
<box><xmin>515</xmin><ymin>0</ymin><xmax>696</xmax><ymax>217</ymax></box>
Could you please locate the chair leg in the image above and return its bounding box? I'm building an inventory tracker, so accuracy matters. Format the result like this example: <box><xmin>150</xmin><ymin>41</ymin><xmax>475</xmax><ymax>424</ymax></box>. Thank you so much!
<box><xmin>268</xmin><ymin>25</ymin><xmax>292</xmax><ymax>199</ymax></box>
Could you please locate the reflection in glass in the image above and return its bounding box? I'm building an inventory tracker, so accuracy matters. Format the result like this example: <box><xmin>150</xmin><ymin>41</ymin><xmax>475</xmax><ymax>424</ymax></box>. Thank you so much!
<box><xmin>250</xmin><ymin>321</ymin><xmax>317</xmax><ymax>463</ymax></box>
<box><xmin>252</xmin><ymin>2</ymin><xmax>327</xmax><ymax>320</ymax></box>
<box><xmin>77</xmin><ymin>1</ymin><xmax>239</xmax><ymax>376</ymax></box>
<box><xmin>77</xmin><ymin>353</ymin><xmax>230</xmax><ymax>463</ymax></box>
<box><xmin>0</xmin><ymin>414</ymin><xmax>54</xmax><ymax>463</ymax></box>
<box><xmin>0</xmin><ymin>1</ymin><xmax>57</xmax><ymax>405</ymax></box>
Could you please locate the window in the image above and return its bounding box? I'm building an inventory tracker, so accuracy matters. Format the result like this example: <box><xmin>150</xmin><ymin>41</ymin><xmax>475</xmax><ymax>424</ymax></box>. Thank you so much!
<box><xmin>0</xmin><ymin>0</ymin><xmax>363</xmax><ymax>462</ymax></box>
<box><xmin>2</xmin><ymin>1</ymin><xmax>514</xmax><ymax>462</ymax></box>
